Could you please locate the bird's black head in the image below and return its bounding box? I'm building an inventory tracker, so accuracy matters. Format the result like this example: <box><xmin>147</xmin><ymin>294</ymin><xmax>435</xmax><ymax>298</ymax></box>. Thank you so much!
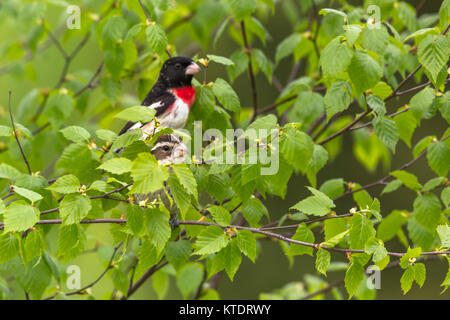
<box><xmin>158</xmin><ymin>57</ymin><xmax>201</xmax><ymax>88</ymax></box>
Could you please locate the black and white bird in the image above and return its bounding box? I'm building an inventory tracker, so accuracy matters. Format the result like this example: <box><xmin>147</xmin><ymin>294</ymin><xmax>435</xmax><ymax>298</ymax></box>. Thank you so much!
<box><xmin>119</xmin><ymin>56</ymin><xmax>201</xmax><ymax>139</ymax></box>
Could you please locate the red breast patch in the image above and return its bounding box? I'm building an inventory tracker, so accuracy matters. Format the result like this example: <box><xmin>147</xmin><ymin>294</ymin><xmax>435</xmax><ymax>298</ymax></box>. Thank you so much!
<box><xmin>173</xmin><ymin>86</ymin><xmax>196</xmax><ymax>107</ymax></box>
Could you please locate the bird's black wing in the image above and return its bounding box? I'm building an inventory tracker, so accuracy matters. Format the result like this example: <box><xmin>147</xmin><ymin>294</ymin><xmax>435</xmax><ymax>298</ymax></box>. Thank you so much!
<box><xmin>118</xmin><ymin>91</ymin><xmax>176</xmax><ymax>135</ymax></box>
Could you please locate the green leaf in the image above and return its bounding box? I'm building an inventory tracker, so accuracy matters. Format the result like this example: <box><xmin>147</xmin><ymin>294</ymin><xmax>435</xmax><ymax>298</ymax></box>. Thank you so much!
<box><xmin>102</xmin><ymin>77</ymin><xmax>122</xmax><ymax>103</ymax></box>
<box><xmin>345</xmin><ymin>261</ymin><xmax>365</xmax><ymax>299</ymax></box>
<box><xmin>102</xmin><ymin>16</ymin><xmax>127</xmax><ymax>50</ymax></box>
<box><xmin>288</xmin><ymin>223</ymin><xmax>314</xmax><ymax>257</ymax></box>
<box><xmin>23</xmin><ymin>230</ymin><xmax>41</xmax><ymax>264</ymax></box>
<box><xmin>0</xmin><ymin>125</ymin><xmax>12</xmax><ymax>137</ymax></box>
<box><xmin>290</xmin><ymin>187</ymin><xmax>335</xmax><ymax>217</ymax></box>
<box><xmin>207</xmin><ymin>54</ymin><xmax>234</xmax><ymax>66</ymax></box>
<box><xmin>319</xmin><ymin>178</ymin><xmax>345</xmax><ymax>199</ymax></box>
<box><xmin>225</xmin><ymin>0</ymin><xmax>257</xmax><ymax>20</ymax></box>
<box><xmin>98</xmin><ymin>158</ymin><xmax>133</xmax><ymax>175</ymax></box>
<box><xmin>324</xmin><ymin>218</ymin><xmax>347</xmax><ymax>242</ymax></box>
<box><xmin>253</xmin><ymin>49</ymin><xmax>273</xmax><ymax>82</ymax></box>
<box><xmin>413</xmin><ymin>136</ymin><xmax>434</xmax><ymax>158</ymax></box>
<box><xmin>96</xmin><ymin>129</ymin><xmax>118</xmax><ymax>142</ymax></box>
<box><xmin>212</xmin><ymin>78</ymin><xmax>240</xmax><ymax>112</ymax></box>
<box><xmin>211</xmin><ymin>241</ymin><xmax>242</xmax><ymax>281</ymax></box>
<box><xmin>0</xmin><ymin>164</ymin><xmax>21</xmax><ymax>181</ymax></box>
<box><xmin>361</xmin><ymin>26</ymin><xmax>389</xmax><ymax>56</ymax></box>
<box><xmin>13</xmin><ymin>186</ymin><xmax>42</xmax><ymax>203</ymax></box>
<box><xmin>403</xmin><ymin>28</ymin><xmax>438</xmax><ymax>42</ymax></box>
<box><xmin>417</xmin><ymin>35</ymin><xmax>449</xmax><ymax>83</ymax></box>
<box><xmin>377</xmin><ymin>210</ymin><xmax>408</xmax><ymax>242</ymax></box>
<box><xmin>442</xmin><ymin>187</ymin><xmax>450</xmax><ymax>208</ymax></box>
<box><xmin>126</xmin><ymin>204</ymin><xmax>145</xmax><ymax>236</ymax></box>
<box><xmin>47</xmin><ymin>174</ymin><xmax>80</xmax><ymax>194</ymax></box>
<box><xmin>280</xmin><ymin>128</ymin><xmax>314</xmax><ymax>172</ymax></box>
<box><xmin>306</xmin><ymin>145</ymin><xmax>328</xmax><ymax>187</ymax></box>
<box><xmin>44</xmin><ymin>93</ymin><xmax>74</xmax><ymax>129</ymax></box>
<box><xmin>401</xmin><ymin>263</ymin><xmax>426</xmax><ymax>294</ymax></box>
<box><xmin>136</xmin><ymin>239</ymin><xmax>159</xmax><ymax>278</ymax></box>
<box><xmin>427</xmin><ymin>141</ymin><xmax>450</xmax><ymax>177</ymax></box>
<box><xmin>437</xmin><ymin>225</ymin><xmax>450</xmax><ymax>248</ymax></box>
<box><xmin>130</xmin><ymin>153</ymin><xmax>169</xmax><ymax>194</ymax></box>
<box><xmin>110</xmin><ymin>129</ymin><xmax>142</xmax><ymax>151</ymax></box>
<box><xmin>115</xmin><ymin>106</ymin><xmax>156</xmax><ymax>123</ymax></box>
<box><xmin>438</xmin><ymin>91</ymin><xmax>450</xmax><ymax>122</ymax></box>
<box><xmin>172</xmin><ymin>164</ymin><xmax>198</xmax><ymax>199</ymax></box>
<box><xmin>236</xmin><ymin>230</ymin><xmax>256</xmax><ymax>262</ymax></box>
<box><xmin>60</xmin><ymin>126</ymin><xmax>91</xmax><ymax>144</ymax></box>
<box><xmin>397</xmin><ymin>2</ymin><xmax>417</xmax><ymax>31</ymax></box>
<box><xmin>440</xmin><ymin>0</ymin><xmax>450</xmax><ymax>28</ymax></box>
<box><xmin>324</xmin><ymin>80</ymin><xmax>353</xmax><ymax>120</ymax></box>
<box><xmin>394</xmin><ymin>109</ymin><xmax>418</xmax><ymax>147</ymax></box>
<box><xmin>59</xmin><ymin>193</ymin><xmax>92</xmax><ymax>225</ymax></box>
<box><xmin>166</xmin><ymin>240</ymin><xmax>192</xmax><ymax>271</ymax></box>
<box><xmin>167</xmin><ymin>175</ymin><xmax>191</xmax><ymax>219</ymax></box>
<box><xmin>413</xmin><ymin>193</ymin><xmax>441</xmax><ymax>232</ymax></box>
<box><xmin>366</xmin><ymin>95</ymin><xmax>386</xmax><ymax>116</ymax></box>
<box><xmin>275</xmin><ymin>33</ymin><xmax>302</xmax><ymax>64</ymax></box>
<box><xmin>206</xmin><ymin>205</ymin><xmax>231</xmax><ymax>227</ymax></box>
<box><xmin>146</xmin><ymin>24</ymin><xmax>168</xmax><ymax>55</ymax></box>
<box><xmin>227</xmin><ymin>50</ymin><xmax>249</xmax><ymax>82</ymax></box>
<box><xmin>410</xmin><ymin>87</ymin><xmax>435</xmax><ymax>121</ymax></box>
<box><xmin>372</xmin><ymin>82</ymin><xmax>393</xmax><ymax>100</ymax></box>
<box><xmin>390</xmin><ymin>170</ymin><xmax>422</xmax><ymax>191</ymax></box>
<box><xmin>349</xmin><ymin>213</ymin><xmax>376</xmax><ymax>250</ymax></box>
<box><xmin>373</xmin><ymin>116</ymin><xmax>399</xmax><ymax>152</ymax></box>
<box><xmin>364</xmin><ymin>237</ymin><xmax>388</xmax><ymax>265</ymax></box>
<box><xmin>323</xmin><ymin>229</ymin><xmax>350</xmax><ymax>248</ymax></box>
<box><xmin>147</xmin><ymin>208</ymin><xmax>171</xmax><ymax>254</ymax></box>
<box><xmin>315</xmin><ymin>248</ymin><xmax>331</xmax><ymax>276</ymax></box>
<box><xmin>401</xmin><ymin>266</ymin><xmax>415</xmax><ymax>294</ymax></box>
<box><xmin>4</xmin><ymin>201</ymin><xmax>39</xmax><ymax>232</ymax></box>
<box><xmin>320</xmin><ymin>37</ymin><xmax>353</xmax><ymax>78</ymax></box>
<box><xmin>193</xmin><ymin>225</ymin><xmax>229</xmax><ymax>255</ymax></box>
<box><xmin>177</xmin><ymin>263</ymin><xmax>204</xmax><ymax>299</ymax></box>
<box><xmin>422</xmin><ymin>177</ymin><xmax>445</xmax><ymax>192</ymax></box>
<box><xmin>242</xmin><ymin>197</ymin><xmax>268</xmax><ymax>226</ymax></box>
<box><xmin>319</xmin><ymin>8</ymin><xmax>347</xmax><ymax>19</ymax></box>
<box><xmin>381</xmin><ymin>179</ymin><xmax>403</xmax><ymax>195</ymax></box>
<box><xmin>0</xmin><ymin>233</ymin><xmax>19</xmax><ymax>263</ymax></box>
<box><xmin>348</xmin><ymin>50</ymin><xmax>383</xmax><ymax>95</ymax></box>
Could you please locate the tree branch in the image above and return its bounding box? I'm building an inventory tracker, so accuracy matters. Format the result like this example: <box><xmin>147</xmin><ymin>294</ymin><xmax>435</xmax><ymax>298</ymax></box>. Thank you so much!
<box><xmin>8</xmin><ymin>91</ymin><xmax>32</xmax><ymax>174</ymax></box>
<box><xmin>241</xmin><ymin>21</ymin><xmax>259</xmax><ymax>123</ymax></box>
<box><xmin>44</xmin><ymin>243</ymin><xmax>123</xmax><ymax>300</ymax></box>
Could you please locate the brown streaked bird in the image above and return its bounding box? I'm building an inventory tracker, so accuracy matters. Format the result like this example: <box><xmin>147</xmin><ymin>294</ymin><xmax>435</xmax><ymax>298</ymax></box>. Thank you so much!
<box><xmin>133</xmin><ymin>134</ymin><xmax>189</xmax><ymax>207</ymax></box>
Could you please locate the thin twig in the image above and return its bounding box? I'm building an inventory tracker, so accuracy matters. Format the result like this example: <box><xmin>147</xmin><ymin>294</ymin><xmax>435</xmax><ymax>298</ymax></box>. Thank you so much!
<box><xmin>120</xmin><ymin>260</ymin><xmax>169</xmax><ymax>300</ymax></box>
<box><xmin>44</xmin><ymin>243</ymin><xmax>123</xmax><ymax>300</ymax></box>
<box><xmin>241</xmin><ymin>21</ymin><xmax>259</xmax><ymax>123</ymax></box>
<box><xmin>334</xmin><ymin>134</ymin><xmax>450</xmax><ymax>201</ymax></box>
<box><xmin>8</xmin><ymin>91</ymin><xmax>32</xmax><ymax>174</ymax></box>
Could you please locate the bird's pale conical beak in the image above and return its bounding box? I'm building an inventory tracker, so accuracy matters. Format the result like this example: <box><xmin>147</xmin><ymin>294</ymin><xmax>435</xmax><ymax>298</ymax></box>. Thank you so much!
<box><xmin>185</xmin><ymin>62</ymin><xmax>201</xmax><ymax>75</ymax></box>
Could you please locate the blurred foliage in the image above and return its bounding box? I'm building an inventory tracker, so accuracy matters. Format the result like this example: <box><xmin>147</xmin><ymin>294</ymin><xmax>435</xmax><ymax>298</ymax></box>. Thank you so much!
<box><xmin>0</xmin><ymin>0</ymin><xmax>449</xmax><ymax>300</ymax></box>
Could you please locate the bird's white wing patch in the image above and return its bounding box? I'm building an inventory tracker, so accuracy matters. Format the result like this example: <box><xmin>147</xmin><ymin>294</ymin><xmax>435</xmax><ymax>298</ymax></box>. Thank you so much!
<box><xmin>128</xmin><ymin>122</ymin><xmax>142</xmax><ymax>131</ymax></box>
<box><xmin>148</xmin><ymin>101</ymin><xmax>163</xmax><ymax>110</ymax></box>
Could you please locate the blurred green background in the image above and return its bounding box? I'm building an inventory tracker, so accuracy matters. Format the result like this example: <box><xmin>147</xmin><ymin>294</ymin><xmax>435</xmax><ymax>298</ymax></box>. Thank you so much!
<box><xmin>0</xmin><ymin>0</ymin><xmax>448</xmax><ymax>299</ymax></box>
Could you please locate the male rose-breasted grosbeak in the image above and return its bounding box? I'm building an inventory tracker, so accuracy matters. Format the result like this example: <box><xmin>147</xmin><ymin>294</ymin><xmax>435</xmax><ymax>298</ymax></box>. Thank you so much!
<box><xmin>119</xmin><ymin>56</ymin><xmax>201</xmax><ymax>139</ymax></box>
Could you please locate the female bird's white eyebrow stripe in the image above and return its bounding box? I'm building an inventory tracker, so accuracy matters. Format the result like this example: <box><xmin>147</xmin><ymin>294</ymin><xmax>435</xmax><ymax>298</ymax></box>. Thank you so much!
<box><xmin>151</xmin><ymin>141</ymin><xmax>172</xmax><ymax>152</ymax></box>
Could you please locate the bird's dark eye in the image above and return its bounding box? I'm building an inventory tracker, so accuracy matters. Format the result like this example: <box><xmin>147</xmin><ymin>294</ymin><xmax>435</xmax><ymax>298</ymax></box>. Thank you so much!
<box><xmin>163</xmin><ymin>145</ymin><xmax>170</xmax><ymax>151</ymax></box>
<box><xmin>175</xmin><ymin>63</ymin><xmax>182</xmax><ymax>70</ymax></box>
